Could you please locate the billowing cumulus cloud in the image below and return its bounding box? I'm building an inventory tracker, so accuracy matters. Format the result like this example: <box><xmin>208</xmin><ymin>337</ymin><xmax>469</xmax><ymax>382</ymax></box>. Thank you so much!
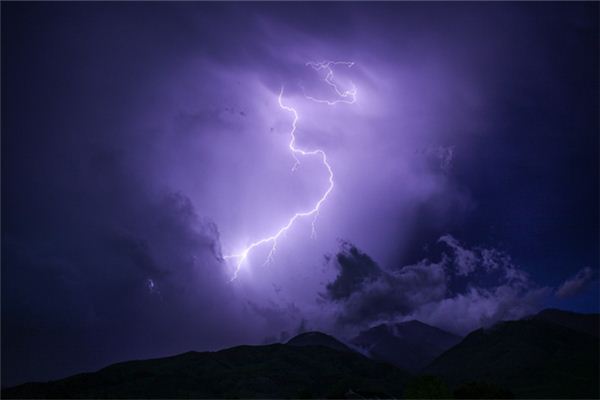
<box><xmin>322</xmin><ymin>236</ymin><xmax>550</xmax><ymax>335</ymax></box>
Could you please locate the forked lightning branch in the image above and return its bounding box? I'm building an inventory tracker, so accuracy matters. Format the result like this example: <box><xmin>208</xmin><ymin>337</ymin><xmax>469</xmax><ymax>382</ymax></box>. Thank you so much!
<box><xmin>224</xmin><ymin>61</ymin><xmax>357</xmax><ymax>280</ymax></box>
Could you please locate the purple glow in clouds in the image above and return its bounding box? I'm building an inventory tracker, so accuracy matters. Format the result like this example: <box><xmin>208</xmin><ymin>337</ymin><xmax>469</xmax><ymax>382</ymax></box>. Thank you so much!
<box><xmin>3</xmin><ymin>3</ymin><xmax>598</xmax><ymax>388</ymax></box>
<box><xmin>224</xmin><ymin>61</ymin><xmax>357</xmax><ymax>280</ymax></box>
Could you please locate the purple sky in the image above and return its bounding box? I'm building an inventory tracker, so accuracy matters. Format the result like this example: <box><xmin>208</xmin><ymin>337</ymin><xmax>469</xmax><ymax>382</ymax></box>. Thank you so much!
<box><xmin>2</xmin><ymin>2</ymin><xmax>598</xmax><ymax>387</ymax></box>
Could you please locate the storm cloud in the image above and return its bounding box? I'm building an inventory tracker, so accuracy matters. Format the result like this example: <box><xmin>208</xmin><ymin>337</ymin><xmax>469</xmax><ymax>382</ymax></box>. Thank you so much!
<box><xmin>2</xmin><ymin>2</ymin><xmax>598</xmax><ymax>388</ymax></box>
<box><xmin>323</xmin><ymin>236</ymin><xmax>551</xmax><ymax>335</ymax></box>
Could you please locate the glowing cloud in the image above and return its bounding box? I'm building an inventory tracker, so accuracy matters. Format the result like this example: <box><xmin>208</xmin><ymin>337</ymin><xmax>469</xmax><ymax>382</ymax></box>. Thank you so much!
<box><xmin>224</xmin><ymin>61</ymin><xmax>356</xmax><ymax>280</ymax></box>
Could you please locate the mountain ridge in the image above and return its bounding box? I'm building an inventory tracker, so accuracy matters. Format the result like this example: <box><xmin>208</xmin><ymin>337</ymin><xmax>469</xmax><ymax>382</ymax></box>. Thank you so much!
<box><xmin>527</xmin><ymin>308</ymin><xmax>599</xmax><ymax>337</ymax></box>
<box><xmin>424</xmin><ymin>314</ymin><xmax>599</xmax><ymax>398</ymax></box>
<box><xmin>3</xmin><ymin>309</ymin><xmax>598</xmax><ymax>399</ymax></box>
<box><xmin>287</xmin><ymin>331</ymin><xmax>354</xmax><ymax>353</ymax></box>
<box><xmin>351</xmin><ymin>319</ymin><xmax>462</xmax><ymax>372</ymax></box>
<box><xmin>2</xmin><ymin>340</ymin><xmax>408</xmax><ymax>399</ymax></box>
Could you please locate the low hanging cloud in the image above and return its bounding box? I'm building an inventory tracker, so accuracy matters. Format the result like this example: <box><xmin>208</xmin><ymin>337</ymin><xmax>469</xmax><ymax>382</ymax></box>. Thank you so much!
<box><xmin>556</xmin><ymin>267</ymin><xmax>596</xmax><ymax>299</ymax></box>
<box><xmin>323</xmin><ymin>236</ymin><xmax>551</xmax><ymax>335</ymax></box>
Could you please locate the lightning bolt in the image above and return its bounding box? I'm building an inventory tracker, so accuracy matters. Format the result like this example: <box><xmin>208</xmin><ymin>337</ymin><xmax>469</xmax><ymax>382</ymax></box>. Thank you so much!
<box><xmin>304</xmin><ymin>61</ymin><xmax>357</xmax><ymax>105</ymax></box>
<box><xmin>224</xmin><ymin>61</ymin><xmax>356</xmax><ymax>281</ymax></box>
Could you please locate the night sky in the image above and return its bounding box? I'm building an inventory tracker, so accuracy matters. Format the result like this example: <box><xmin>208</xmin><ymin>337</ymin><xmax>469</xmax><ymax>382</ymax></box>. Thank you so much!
<box><xmin>2</xmin><ymin>2</ymin><xmax>598</xmax><ymax>387</ymax></box>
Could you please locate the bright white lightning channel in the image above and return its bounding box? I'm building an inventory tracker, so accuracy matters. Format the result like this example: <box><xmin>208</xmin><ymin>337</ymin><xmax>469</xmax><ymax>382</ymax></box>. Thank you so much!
<box><xmin>224</xmin><ymin>61</ymin><xmax>356</xmax><ymax>281</ymax></box>
<box><xmin>304</xmin><ymin>61</ymin><xmax>357</xmax><ymax>105</ymax></box>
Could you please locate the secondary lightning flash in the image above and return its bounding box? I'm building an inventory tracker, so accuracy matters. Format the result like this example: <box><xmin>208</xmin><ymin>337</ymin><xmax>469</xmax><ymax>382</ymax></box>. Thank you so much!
<box><xmin>304</xmin><ymin>61</ymin><xmax>357</xmax><ymax>105</ymax></box>
<box><xmin>224</xmin><ymin>61</ymin><xmax>356</xmax><ymax>280</ymax></box>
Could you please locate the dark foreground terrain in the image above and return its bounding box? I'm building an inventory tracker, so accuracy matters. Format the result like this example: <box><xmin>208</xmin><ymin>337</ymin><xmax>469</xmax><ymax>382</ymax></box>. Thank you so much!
<box><xmin>2</xmin><ymin>333</ymin><xmax>408</xmax><ymax>399</ymax></box>
<box><xmin>3</xmin><ymin>310</ymin><xmax>598</xmax><ymax>399</ymax></box>
<box><xmin>351</xmin><ymin>320</ymin><xmax>462</xmax><ymax>373</ymax></box>
<box><xmin>426</xmin><ymin>310</ymin><xmax>599</xmax><ymax>399</ymax></box>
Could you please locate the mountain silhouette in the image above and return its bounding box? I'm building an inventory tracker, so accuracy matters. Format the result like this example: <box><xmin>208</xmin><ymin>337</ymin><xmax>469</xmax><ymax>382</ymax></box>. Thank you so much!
<box><xmin>425</xmin><ymin>310</ymin><xmax>600</xmax><ymax>398</ymax></box>
<box><xmin>528</xmin><ymin>308</ymin><xmax>599</xmax><ymax>337</ymax></box>
<box><xmin>351</xmin><ymin>320</ymin><xmax>461</xmax><ymax>372</ymax></box>
<box><xmin>287</xmin><ymin>331</ymin><xmax>353</xmax><ymax>353</ymax></box>
<box><xmin>3</xmin><ymin>311</ymin><xmax>598</xmax><ymax>399</ymax></box>
<box><xmin>2</xmin><ymin>337</ymin><xmax>408</xmax><ymax>399</ymax></box>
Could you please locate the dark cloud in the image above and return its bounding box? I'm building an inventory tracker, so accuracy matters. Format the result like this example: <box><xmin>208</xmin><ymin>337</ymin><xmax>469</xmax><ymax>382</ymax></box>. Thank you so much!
<box><xmin>323</xmin><ymin>236</ymin><xmax>550</xmax><ymax>335</ymax></box>
<box><xmin>1</xmin><ymin>178</ymin><xmax>250</xmax><ymax>386</ymax></box>
<box><xmin>325</xmin><ymin>241</ymin><xmax>383</xmax><ymax>301</ymax></box>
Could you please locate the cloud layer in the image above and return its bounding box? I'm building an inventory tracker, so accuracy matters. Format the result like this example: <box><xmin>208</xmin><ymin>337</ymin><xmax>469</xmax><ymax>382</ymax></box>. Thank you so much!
<box><xmin>323</xmin><ymin>236</ymin><xmax>551</xmax><ymax>335</ymax></box>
